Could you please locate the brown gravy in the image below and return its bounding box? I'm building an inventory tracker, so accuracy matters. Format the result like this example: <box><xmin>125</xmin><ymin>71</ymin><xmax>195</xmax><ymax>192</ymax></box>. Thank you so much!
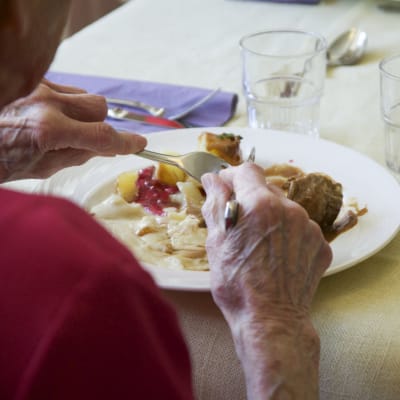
<box><xmin>324</xmin><ymin>206</ymin><xmax>368</xmax><ymax>242</ymax></box>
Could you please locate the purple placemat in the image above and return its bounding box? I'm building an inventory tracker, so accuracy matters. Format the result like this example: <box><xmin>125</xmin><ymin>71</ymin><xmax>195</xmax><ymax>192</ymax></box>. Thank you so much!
<box><xmin>46</xmin><ymin>71</ymin><xmax>238</xmax><ymax>133</ymax></box>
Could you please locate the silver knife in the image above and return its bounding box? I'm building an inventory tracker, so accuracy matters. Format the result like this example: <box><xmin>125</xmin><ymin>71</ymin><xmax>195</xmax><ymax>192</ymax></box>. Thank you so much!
<box><xmin>107</xmin><ymin>107</ymin><xmax>185</xmax><ymax>129</ymax></box>
<box><xmin>106</xmin><ymin>97</ymin><xmax>164</xmax><ymax>116</ymax></box>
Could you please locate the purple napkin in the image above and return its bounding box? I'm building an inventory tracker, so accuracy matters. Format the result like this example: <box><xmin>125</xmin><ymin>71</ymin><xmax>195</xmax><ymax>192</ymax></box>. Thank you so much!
<box><xmin>45</xmin><ymin>71</ymin><xmax>238</xmax><ymax>133</ymax></box>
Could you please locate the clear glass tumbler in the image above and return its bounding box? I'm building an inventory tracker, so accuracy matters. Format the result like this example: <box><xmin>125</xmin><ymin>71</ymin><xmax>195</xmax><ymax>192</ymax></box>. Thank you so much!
<box><xmin>240</xmin><ymin>30</ymin><xmax>327</xmax><ymax>138</ymax></box>
<box><xmin>380</xmin><ymin>53</ymin><xmax>400</xmax><ymax>174</ymax></box>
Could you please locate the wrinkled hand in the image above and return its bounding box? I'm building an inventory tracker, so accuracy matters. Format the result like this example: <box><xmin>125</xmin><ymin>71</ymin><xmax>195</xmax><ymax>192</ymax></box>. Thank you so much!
<box><xmin>0</xmin><ymin>79</ymin><xmax>147</xmax><ymax>182</ymax></box>
<box><xmin>201</xmin><ymin>162</ymin><xmax>332</xmax><ymax>326</ymax></box>
<box><xmin>202</xmin><ymin>163</ymin><xmax>333</xmax><ymax>399</ymax></box>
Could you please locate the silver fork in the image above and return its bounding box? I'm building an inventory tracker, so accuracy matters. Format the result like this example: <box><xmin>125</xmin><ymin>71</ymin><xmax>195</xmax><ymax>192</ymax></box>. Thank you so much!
<box><xmin>247</xmin><ymin>147</ymin><xmax>256</xmax><ymax>162</ymax></box>
<box><xmin>105</xmin><ymin>98</ymin><xmax>164</xmax><ymax>116</ymax></box>
<box><xmin>106</xmin><ymin>87</ymin><xmax>221</xmax><ymax>120</ymax></box>
<box><xmin>135</xmin><ymin>147</ymin><xmax>255</xmax><ymax>182</ymax></box>
<box><xmin>135</xmin><ymin>150</ymin><xmax>230</xmax><ymax>182</ymax></box>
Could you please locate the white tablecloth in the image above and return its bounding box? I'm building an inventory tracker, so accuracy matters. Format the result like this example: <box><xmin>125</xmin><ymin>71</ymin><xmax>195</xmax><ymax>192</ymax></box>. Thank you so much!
<box><xmin>10</xmin><ymin>0</ymin><xmax>400</xmax><ymax>398</ymax></box>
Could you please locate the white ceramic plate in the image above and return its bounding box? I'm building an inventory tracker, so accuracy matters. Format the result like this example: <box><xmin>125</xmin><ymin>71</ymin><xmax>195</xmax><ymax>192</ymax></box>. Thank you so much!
<box><xmin>36</xmin><ymin>127</ymin><xmax>400</xmax><ymax>291</ymax></box>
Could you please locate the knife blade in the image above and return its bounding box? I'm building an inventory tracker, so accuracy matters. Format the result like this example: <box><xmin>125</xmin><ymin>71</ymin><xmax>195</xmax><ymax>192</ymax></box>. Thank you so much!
<box><xmin>107</xmin><ymin>107</ymin><xmax>185</xmax><ymax>129</ymax></box>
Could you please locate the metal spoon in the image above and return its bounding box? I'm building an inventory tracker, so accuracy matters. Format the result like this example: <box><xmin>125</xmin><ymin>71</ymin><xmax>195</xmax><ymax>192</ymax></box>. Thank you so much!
<box><xmin>327</xmin><ymin>28</ymin><xmax>368</xmax><ymax>67</ymax></box>
<box><xmin>282</xmin><ymin>28</ymin><xmax>367</xmax><ymax>97</ymax></box>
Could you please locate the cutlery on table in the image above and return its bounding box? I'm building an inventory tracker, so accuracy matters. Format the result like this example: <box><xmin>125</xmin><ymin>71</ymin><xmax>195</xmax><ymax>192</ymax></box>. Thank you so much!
<box><xmin>327</xmin><ymin>28</ymin><xmax>368</xmax><ymax>67</ymax></box>
<box><xmin>105</xmin><ymin>98</ymin><xmax>164</xmax><ymax>117</ymax></box>
<box><xmin>107</xmin><ymin>107</ymin><xmax>186</xmax><ymax>129</ymax></box>
<box><xmin>284</xmin><ymin>28</ymin><xmax>367</xmax><ymax>97</ymax></box>
<box><xmin>106</xmin><ymin>87</ymin><xmax>221</xmax><ymax>120</ymax></box>
<box><xmin>135</xmin><ymin>150</ymin><xmax>230</xmax><ymax>182</ymax></box>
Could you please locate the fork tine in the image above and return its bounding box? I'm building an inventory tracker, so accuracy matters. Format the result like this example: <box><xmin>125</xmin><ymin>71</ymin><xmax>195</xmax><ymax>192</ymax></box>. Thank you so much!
<box><xmin>247</xmin><ymin>147</ymin><xmax>256</xmax><ymax>162</ymax></box>
<box><xmin>135</xmin><ymin>150</ymin><xmax>231</xmax><ymax>183</ymax></box>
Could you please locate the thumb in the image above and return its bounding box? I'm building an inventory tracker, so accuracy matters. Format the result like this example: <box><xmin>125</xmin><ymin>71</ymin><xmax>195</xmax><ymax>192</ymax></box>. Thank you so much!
<box><xmin>106</xmin><ymin>130</ymin><xmax>147</xmax><ymax>155</ymax></box>
<box><xmin>201</xmin><ymin>172</ymin><xmax>232</xmax><ymax>229</ymax></box>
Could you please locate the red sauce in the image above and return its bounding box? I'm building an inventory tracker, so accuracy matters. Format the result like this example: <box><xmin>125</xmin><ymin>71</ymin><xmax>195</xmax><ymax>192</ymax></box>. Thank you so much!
<box><xmin>135</xmin><ymin>166</ymin><xmax>180</xmax><ymax>215</ymax></box>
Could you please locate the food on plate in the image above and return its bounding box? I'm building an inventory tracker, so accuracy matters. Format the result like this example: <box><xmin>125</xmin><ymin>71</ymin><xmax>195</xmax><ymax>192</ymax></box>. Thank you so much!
<box><xmin>90</xmin><ymin>164</ymin><xmax>208</xmax><ymax>271</ymax></box>
<box><xmin>117</xmin><ymin>171</ymin><xmax>139</xmax><ymax>203</ymax></box>
<box><xmin>155</xmin><ymin>159</ymin><xmax>187</xmax><ymax>186</ymax></box>
<box><xmin>198</xmin><ymin>131</ymin><xmax>243</xmax><ymax>166</ymax></box>
<box><xmin>265</xmin><ymin>163</ymin><xmax>367</xmax><ymax>241</ymax></box>
<box><xmin>88</xmin><ymin>131</ymin><xmax>366</xmax><ymax>271</ymax></box>
<box><xmin>287</xmin><ymin>173</ymin><xmax>343</xmax><ymax>232</ymax></box>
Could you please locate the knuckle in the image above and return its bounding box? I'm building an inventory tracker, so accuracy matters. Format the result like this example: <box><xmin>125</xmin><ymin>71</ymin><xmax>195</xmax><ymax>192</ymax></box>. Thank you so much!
<box><xmin>32</xmin><ymin>83</ymin><xmax>56</xmax><ymax>103</ymax></box>
<box><xmin>255</xmin><ymin>190</ymin><xmax>283</xmax><ymax>219</ymax></box>
<box><xmin>66</xmin><ymin>93</ymin><xmax>108</xmax><ymax>121</ymax></box>
<box><xmin>33</xmin><ymin>110</ymin><xmax>59</xmax><ymax>151</ymax></box>
<box><xmin>238</xmin><ymin>161</ymin><xmax>263</xmax><ymax>174</ymax></box>
<box><xmin>285</xmin><ymin>200</ymin><xmax>309</xmax><ymax>224</ymax></box>
<box><xmin>308</xmin><ymin>219</ymin><xmax>322</xmax><ymax>235</ymax></box>
<box><xmin>201</xmin><ymin>200</ymin><xmax>219</xmax><ymax>226</ymax></box>
<box><xmin>92</xmin><ymin>123</ymin><xmax>114</xmax><ymax>151</ymax></box>
<box><xmin>89</xmin><ymin>94</ymin><xmax>108</xmax><ymax>115</ymax></box>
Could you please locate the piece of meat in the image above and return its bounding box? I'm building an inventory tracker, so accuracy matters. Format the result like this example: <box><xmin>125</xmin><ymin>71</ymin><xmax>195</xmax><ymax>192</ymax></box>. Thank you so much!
<box><xmin>287</xmin><ymin>173</ymin><xmax>343</xmax><ymax>231</ymax></box>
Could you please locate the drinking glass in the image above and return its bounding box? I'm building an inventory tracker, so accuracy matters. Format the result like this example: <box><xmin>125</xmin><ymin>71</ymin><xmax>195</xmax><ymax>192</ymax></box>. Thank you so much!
<box><xmin>240</xmin><ymin>29</ymin><xmax>327</xmax><ymax>137</ymax></box>
<box><xmin>380</xmin><ymin>53</ymin><xmax>400</xmax><ymax>174</ymax></box>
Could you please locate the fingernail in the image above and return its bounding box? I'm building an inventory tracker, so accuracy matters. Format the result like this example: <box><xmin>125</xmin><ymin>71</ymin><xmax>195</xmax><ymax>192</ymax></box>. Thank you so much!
<box><xmin>119</xmin><ymin>132</ymin><xmax>147</xmax><ymax>152</ymax></box>
<box><xmin>133</xmin><ymin>135</ymin><xmax>147</xmax><ymax>149</ymax></box>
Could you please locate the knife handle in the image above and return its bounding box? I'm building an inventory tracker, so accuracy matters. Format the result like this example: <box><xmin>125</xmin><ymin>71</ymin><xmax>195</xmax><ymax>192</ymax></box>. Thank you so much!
<box><xmin>106</xmin><ymin>97</ymin><xmax>164</xmax><ymax>117</ymax></box>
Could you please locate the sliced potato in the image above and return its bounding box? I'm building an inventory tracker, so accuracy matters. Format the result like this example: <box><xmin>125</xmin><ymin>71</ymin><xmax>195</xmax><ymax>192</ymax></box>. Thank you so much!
<box><xmin>156</xmin><ymin>163</ymin><xmax>187</xmax><ymax>186</ymax></box>
<box><xmin>117</xmin><ymin>171</ymin><xmax>139</xmax><ymax>202</ymax></box>
<box><xmin>198</xmin><ymin>131</ymin><xmax>242</xmax><ymax>166</ymax></box>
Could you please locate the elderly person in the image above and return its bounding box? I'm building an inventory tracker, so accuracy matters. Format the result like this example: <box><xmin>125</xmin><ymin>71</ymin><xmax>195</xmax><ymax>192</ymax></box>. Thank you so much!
<box><xmin>0</xmin><ymin>0</ymin><xmax>145</xmax><ymax>182</ymax></box>
<box><xmin>0</xmin><ymin>1</ymin><xmax>332</xmax><ymax>399</ymax></box>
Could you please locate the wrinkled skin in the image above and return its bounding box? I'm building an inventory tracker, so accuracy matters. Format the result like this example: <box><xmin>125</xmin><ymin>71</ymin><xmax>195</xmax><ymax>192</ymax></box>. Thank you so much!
<box><xmin>0</xmin><ymin>0</ymin><xmax>146</xmax><ymax>182</ymax></box>
<box><xmin>202</xmin><ymin>163</ymin><xmax>331</xmax><ymax>321</ymax></box>
<box><xmin>0</xmin><ymin>80</ymin><xmax>146</xmax><ymax>181</ymax></box>
<box><xmin>0</xmin><ymin>0</ymin><xmax>72</xmax><ymax>106</ymax></box>
<box><xmin>202</xmin><ymin>163</ymin><xmax>332</xmax><ymax>399</ymax></box>
<box><xmin>0</xmin><ymin>0</ymin><xmax>333</xmax><ymax>398</ymax></box>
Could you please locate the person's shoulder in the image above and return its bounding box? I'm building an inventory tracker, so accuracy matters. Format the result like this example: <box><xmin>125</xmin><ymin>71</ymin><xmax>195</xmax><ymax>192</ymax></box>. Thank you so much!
<box><xmin>0</xmin><ymin>192</ymin><xmax>192</xmax><ymax>400</ymax></box>
<box><xmin>0</xmin><ymin>186</ymin><xmax>89</xmax><ymax>222</ymax></box>
<box><xmin>0</xmin><ymin>187</ymin><xmax>154</xmax><ymax>288</ymax></box>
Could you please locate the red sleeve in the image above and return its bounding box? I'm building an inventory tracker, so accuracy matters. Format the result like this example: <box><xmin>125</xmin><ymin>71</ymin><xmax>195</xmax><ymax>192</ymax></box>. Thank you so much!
<box><xmin>0</xmin><ymin>188</ymin><xmax>194</xmax><ymax>400</ymax></box>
